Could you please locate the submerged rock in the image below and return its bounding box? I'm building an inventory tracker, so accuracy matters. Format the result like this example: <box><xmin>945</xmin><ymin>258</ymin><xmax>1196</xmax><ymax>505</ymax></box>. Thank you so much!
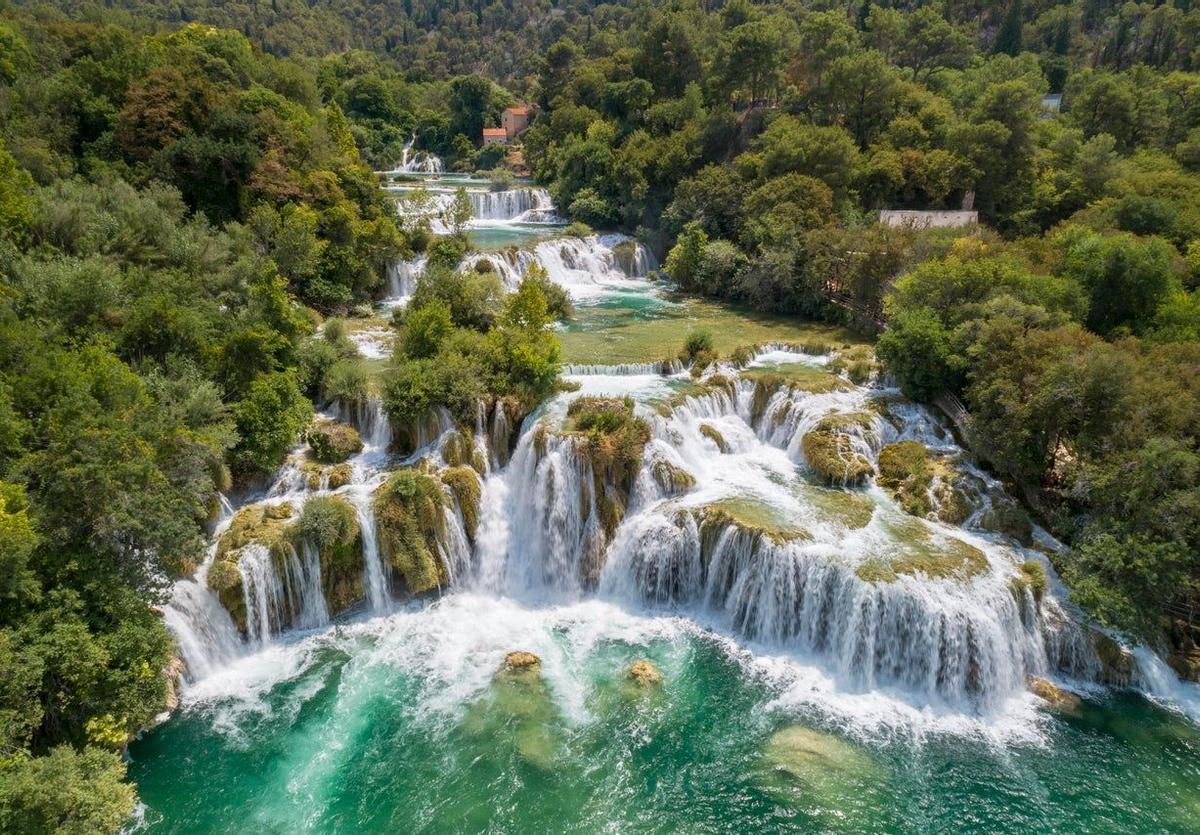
<box><xmin>764</xmin><ymin>725</ymin><xmax>874</xmax><ymax>784</ymax></box>
<box><xmin>1029</xmin><ymin>676</ymin><xmax>1082</xmax><ymax>713</ymax></box>
<box><xmin>627</xmin><ymin>659</ymin><xmax>662</xmax><ymax>687</ymax></box>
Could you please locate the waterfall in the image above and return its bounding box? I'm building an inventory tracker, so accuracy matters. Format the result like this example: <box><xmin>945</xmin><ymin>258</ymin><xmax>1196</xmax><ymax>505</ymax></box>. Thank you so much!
<box><xmin>352</xmin><ymin>491</ymin><xmax>391</xmax><ymax>612</ymax></box>
<box><xmin>472</xmin><ymin>427</ymin><xmax>604</xmax><ymax>597</ymax></box>
<box><xmin>395</xmin><ymin>134</ymin><xmax>444</xmax><ymax>174</ymax></box>
<box><xmin>457</xmin><ymin>234</ymin><xmax>655</xmax><ymax>294</ymax></box>
<box><xmin>382</xmin><ymin>256</ymin><xmax>426</xmax><ymax>308</ymax></box>
<box><xmin>598</xmin><ymin>512</ymin><xmax>1054</xmax><ymax>710</ymax></box>
<box><xmin>469</xmin><ymin>188</ymin><xmax>561</xmax><ymax>223</ymax></box>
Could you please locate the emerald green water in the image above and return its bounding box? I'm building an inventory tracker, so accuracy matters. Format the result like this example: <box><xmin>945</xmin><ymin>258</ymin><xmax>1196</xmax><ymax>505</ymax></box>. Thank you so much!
<box><xmin>129</xmin><ymin>595</ymin><xmax>1200</xmax><ymax>833</ymax></box>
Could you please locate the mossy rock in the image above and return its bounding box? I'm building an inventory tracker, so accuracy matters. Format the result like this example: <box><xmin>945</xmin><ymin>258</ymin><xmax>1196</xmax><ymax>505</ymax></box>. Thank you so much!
<box><xmin>980</xmin><ymin>498</ymin><xmax>1033</xmax><ymax>546</ymax></box>
<box><xmin>374</xmin><ymin>468</ymin><xmax>449</xmax><ymax>595</ymax></box>
<box><xmin>651</xmin><ymin>459</ymin><xmax>695</xmax><ymax>496</ymax></box>
<box><xmin>306</xmin><ymin>419</ymin><xmax>363</xmax><ymax>464</ymax></box>
<box><xmin>699</xmin><ymin>423</ymin><xmax>729</xmax><ymax>453</ymax></box>
<box><xmin>1092</xmin><ymin>631</ymin><xmax>1135</xmax><ymax>686</ymax></box>
<box><xmin>563</xmin><ymin>397</ymin><xmax>651</xmax><ymax>539</ymax></box>
<box><xmin>1029</xmin><ymin>676</ymin><xmax>1082</xmax><ymax>714</ymax></box>
<box><xmin>215</xmin><ymin>503</ymin><xmax>296</xmax><ymax>562</ymax></box>
<box><xmin>828</xmin><ymin>345</ymin><xmax>877</xmax><ymax>384</ymax></box>
<box><xmin>442</xmin><ymin>466</ymin><xmax>482</xmax><ymax>539</ymax></box>
<box><xmin>801</xmin><ymin>415</ymin><xmax>876</xmax><ymax>486</ymax></box>
<box><xmin>292</xmin><ymin>495</ymin><xmax>363</xmax><ymax>615</ymax></box>
<box><xmin>442</xmin><ymin>429</ymin><xmax>485</xmax><ymax>473</ymax></box>
<box><xmin>856</xmin><ymin>518</ymin><xmax>988</xmax><ymax>584</ymax></box>
<box><xmin>209</xmin><ymin>502</ymin><xmax>298</xmax><ymax>632</ymax></box>
<box><xmin>742</xmin><ymin>364</ymin><xmax>849</xmax><ymax>400</ymax></box>
<box><xmin>698</xmin><ymin>498</ymin><xmax>811</xmax><ymax>545</ymax></box>
<box><xmin>1010</xmin><ymin>560</ymin><xmax>1047</xmax><ymax>605</ymax></box>
<box><xmin>876</xmin><ymin>441</ymin><xmax>969</xmax><ymax>523</ymax></box>
<box><xmin>627</xmin><ymin>659</ymin><xmax>662</xmax><ymax>687</ymax></box>
<box><xmin>328</xmin><ymin>463</ymin><xmax>353</xmax><ymax>489</ymax></box>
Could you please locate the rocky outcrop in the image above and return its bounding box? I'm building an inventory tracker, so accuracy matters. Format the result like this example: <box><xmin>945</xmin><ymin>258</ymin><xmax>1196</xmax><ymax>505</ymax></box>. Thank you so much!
<box><xmin>374</xmin><ymin>468</ymin><xmax>450</xmax><ymax>594</ymax></box>
<box><xmin>306</xmin><ymin>419</ymin><xmax>364</xmax><ymax>464</ymax></box>
<box><xmin>627</xmin><ymin>659</ymin><xmax>662</xmax><ymax>687</ymax></box>
<box><xmin>800</xmin><ymin>413</ymin><xmax>876</xmax><ymax>486</ymax></box>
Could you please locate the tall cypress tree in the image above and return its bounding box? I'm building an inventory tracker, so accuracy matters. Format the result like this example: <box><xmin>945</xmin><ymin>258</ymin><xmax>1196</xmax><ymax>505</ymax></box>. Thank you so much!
<box><xmin>993</xmin><ymin>0</ymin><xmax>1025</xmax><ymax>55</ymax></box>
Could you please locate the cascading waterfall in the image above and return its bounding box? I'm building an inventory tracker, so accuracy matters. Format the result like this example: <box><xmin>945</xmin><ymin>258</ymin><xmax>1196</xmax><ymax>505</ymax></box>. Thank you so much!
<box><xmin>159</xmin><ymin>322</ymin><xmax>1193</xmax><ymax>722</ymax></box>
<box><xmin>458</xmin><ymin>234</ymin><xmax>655</xmax><ymax>292</ymax></box>
<box><xmin>383</xmin><ymin>256</ymin><xmax>426</xmax><ymax>308</ymax></box>
<box><xmin>469</xmin><ymin>188</ymin><xmax>561</xmax><ymax>223</ymax></box>
<box><xmin>394</xmin><ymin>134</ymin><xmax>444</xmax><ymax>174</ymax></box>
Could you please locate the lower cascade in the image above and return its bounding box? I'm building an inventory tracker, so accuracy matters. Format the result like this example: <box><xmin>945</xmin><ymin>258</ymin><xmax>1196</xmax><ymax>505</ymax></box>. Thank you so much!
<box><xmin>164</xmin><ymin>345</ymin><xmax>1171</xmax><ymax>717</ymax></box>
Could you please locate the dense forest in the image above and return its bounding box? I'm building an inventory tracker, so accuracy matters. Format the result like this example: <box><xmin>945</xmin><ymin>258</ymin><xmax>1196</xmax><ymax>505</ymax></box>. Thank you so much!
<box><xmin>1</xmin><ymin>0</ymin><xmax>1199</xmax><ymax>829</ymax></box>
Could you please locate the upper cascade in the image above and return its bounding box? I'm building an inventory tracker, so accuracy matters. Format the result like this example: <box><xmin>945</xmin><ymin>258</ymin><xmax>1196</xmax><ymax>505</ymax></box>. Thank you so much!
<box><xmin>458</xmin><ymin>234</ymin><xmax>655</xmax><ymax>293</ymax></box>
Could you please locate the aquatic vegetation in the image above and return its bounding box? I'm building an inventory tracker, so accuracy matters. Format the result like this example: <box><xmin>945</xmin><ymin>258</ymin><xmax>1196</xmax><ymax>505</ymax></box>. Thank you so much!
<box><xmin>856</xmin><ymin>518</ymin><xmax>987</xmax><ymax>583</ymax></box>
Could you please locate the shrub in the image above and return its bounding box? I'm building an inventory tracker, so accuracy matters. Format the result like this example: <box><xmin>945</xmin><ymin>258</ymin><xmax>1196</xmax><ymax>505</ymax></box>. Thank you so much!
<box><xmin>322</xmin><ymin>358</ymin><xmax>370</xmax><ymax>405</ymax></box>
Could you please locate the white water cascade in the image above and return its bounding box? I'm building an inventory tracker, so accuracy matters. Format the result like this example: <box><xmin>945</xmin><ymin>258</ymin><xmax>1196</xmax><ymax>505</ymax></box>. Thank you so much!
<box><xmin>458</xmin><ymin>234</ymin><xmax>655</xmax><ymax>293</ymax></box>
<box><xmin>394</xmin><ymin>134</ymin><xmax>443</xmax><ymax>174</ymax></box>
<box><xmin>470</xmin><ymin>188</ymin><xmax>561</xmax><ymax>224</ymax></box>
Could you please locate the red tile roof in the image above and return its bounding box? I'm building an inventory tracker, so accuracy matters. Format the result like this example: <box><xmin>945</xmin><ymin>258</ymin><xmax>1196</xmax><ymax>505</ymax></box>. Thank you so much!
<box><xmin>505</xmin><ymin>106</ymin><xmax>531</xmax><ymax>116</ymax></box>
<box><xmin>482</xmin><ymin>128</ymin><xmax>506</xmax><ymax>137</ymax></box>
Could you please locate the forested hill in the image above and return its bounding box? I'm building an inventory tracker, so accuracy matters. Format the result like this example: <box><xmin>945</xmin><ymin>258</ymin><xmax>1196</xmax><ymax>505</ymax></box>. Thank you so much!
<box><xmin>14</xmin><ymin>0</ymin><xmax>627</xmax><ymax>84</ymax></box>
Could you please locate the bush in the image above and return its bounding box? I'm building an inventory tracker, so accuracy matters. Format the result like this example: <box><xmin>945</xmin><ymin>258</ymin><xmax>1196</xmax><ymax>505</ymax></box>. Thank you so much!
<box><xmin>563</xmin><ymin>221</ymin><xmax>593</xmax><ymax>238</ymax></box>
<box><xmin>682</xmin><ymin>330</ymin><xmax>714</xmax><ymax>359</ymax></box>
<box><xmin>233</xmin><ymin>371</ymin><xmax>314</xmax><ymax>474</ymax></box>
<box><xmin>293</xmin><ymin>495</ymin><xmax>358</xmax><ymax>551</ymax></box>
<box><xmin>0</xmin><ymin>746</ymin><xmax>135</xmax><ymax>835</ymax></box>
<box><xmin>401</xmin><ymin>299</ymin><xmax>454</xmax><ymax>358</ymax></box>
<box><xmin>875</xmin><ymin>308</ymin><xmax>960</xmax><ymax>402</ymax></box>
<box><xmin>322</xmin><ymin>358</ymin><xmax>370</xmax><ymax>405</ymax></box>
